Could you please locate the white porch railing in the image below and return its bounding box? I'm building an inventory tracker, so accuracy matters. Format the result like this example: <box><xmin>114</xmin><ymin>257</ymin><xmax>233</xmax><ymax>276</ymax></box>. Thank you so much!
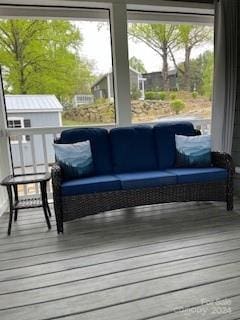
<box><xmin>6</xmin><ymin>124</ymin><xmax>116</xmax><ymax>196</ymax></box>
<box><xmin>73</xmin><ymin>94</ymin><xmax>94</xmax><ymax>106</ymax></box>
<box><xmin>6</xmin><ymin>119</ymin><xmax>211</xmax><ymax>196</ymax></box>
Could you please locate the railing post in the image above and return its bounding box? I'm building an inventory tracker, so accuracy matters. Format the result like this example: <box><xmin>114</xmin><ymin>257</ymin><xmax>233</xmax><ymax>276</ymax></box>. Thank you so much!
<box><xmin>110</xmin><ymin>3</ymin><xmax>131</xmax><ymax>126</ymax></box>
<box><xmin>0</xmin><ymin>81</ymin><xmax>12</xmax><ymax>215</ymax></box>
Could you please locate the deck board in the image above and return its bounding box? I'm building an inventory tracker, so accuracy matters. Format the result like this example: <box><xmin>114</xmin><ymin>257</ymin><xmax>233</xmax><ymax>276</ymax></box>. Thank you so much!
<box><xmin>0</xmin><ymin>200</ymin><xmax>240</xmax><ymax>319</ymax></box>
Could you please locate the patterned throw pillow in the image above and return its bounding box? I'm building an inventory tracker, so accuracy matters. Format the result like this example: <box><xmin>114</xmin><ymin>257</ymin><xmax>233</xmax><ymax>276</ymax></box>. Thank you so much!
<box><xmin>53</xmin><ymin>140</ymin><xmax>94</xmax><ymax>180</ymax></box>
<box><xmin>175</xmin><ymin>134</ymin><xmax>211</xmax><ymax>168</ymax></box>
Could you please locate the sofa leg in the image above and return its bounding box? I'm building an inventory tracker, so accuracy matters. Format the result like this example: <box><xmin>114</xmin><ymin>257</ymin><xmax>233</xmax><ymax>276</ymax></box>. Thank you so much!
<box><xmin>56</xmin><ymin>220</ymin><xmax>64</xmax><ymax>234</ymax></box>
<box><xmin>226</xmin><ymin>179</ymin><xmax>234</xmax><ymax>211</ymax></box>
<box><xmin>226</xmin><ymin>191</ymin><xmax>234</xmax><ymax>211</ymax></box>
<box><xmin>55</xmin><ymin>212</ymin><xmax>64</xmax><ymax>234</ymax></box>
<box><xmin>53</xmin><ymin>202</ymin><xmax>64</xmax><ymax>234</ymax></box>
<box><xmin>227</xmin><ymin>199</ymin><xmax>233</xmax><ymax>211</ymax></box>
<box><xmin>57</xmin><ymin>225</ymin><xmax>64</xmax><ymax>234</ymax></box>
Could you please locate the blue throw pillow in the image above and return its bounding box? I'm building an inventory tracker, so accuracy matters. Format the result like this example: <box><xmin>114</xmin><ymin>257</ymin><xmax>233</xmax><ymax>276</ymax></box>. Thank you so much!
<box><xmin>53</xmin><ymin>140</ymin><xmax>94</xmax><ymax>180</ymax></box>
<box><xmin>175</xmin><ymin>134</ymin><xmax>211</xmax><ymax>168</ymax></box>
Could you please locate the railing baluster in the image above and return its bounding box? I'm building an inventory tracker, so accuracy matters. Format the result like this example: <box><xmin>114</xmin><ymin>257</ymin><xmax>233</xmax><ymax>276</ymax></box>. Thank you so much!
<box><xmin>30</xmin><ymin>135</ymin><xmax>39</xmax><ymax>194</ymax></box>
<box><xmin>18</xmin><ymin>135</ymin><xmax>27</xmax><ymax>196</ymax></box>
<box><xmin>41</xmin><ymin>133</ymin><xmax>49</xmax><ymax>173</ymax></box>
<box><xmin>42</xmin><ymin>133</ymin><xmax>50</xmax><ymax>193</ymax></box>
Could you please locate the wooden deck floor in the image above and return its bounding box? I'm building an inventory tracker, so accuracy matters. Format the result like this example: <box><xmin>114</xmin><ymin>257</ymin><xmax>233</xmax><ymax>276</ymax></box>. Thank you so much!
<box><xmin>0</xmin><ymin>200</ymin><xmax>240</xmax><ymax>319</ymax></box>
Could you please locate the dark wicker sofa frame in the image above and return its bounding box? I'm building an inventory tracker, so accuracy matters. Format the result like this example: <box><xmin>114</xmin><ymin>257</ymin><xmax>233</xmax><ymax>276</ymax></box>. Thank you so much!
<box><xmin>52</xmin><ymin>151</ymin><xmax>235</xmax><ymax>234</ymax></box>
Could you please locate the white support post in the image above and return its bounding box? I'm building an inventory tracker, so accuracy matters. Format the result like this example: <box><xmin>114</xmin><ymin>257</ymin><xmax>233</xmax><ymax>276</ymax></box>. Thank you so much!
<box><xmin>140</xmin><ymin>78</ymin><xmax>146</xmax><ymax>100</ymax></box>
<box><xmin>142</xmin><ymin>79</ymin><xmax>145</xmax><ymax>100</ymax></box>
<box><xmin>0</xmin><ymin>81</ymin><xmax>12</xmax><ymax>215</ymax></box>
<box><xmin>110</xmin><ymin>2</ymin><xmax>131</xmax><ymax>126</ymax></box>
<box><xmin>107</xmin><ymin>73</ymin><xmax>111</xmax><ymax>100</ymax></box>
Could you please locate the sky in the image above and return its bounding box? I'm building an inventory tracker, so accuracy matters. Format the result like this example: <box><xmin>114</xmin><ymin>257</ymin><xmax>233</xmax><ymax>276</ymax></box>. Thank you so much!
<box><xmin>77</xmin><ymin>21</ymin><xmax>214</xmax><ymax>76</ymax></box>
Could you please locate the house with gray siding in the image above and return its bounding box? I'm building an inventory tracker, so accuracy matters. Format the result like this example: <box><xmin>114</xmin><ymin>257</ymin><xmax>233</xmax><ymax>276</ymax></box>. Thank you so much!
<box><xmin>91</xmin><ymin>68</ymin><xmax>178</xmax><ymax>101</ymax></box>
<box><xmin>91</xmin><ymin>67</ymin><xmax>146</xmax><ymax>100</ymax></box>
<box><xmin>142</xmin><ymin>70</ymin><xmax>178</xmax><ymax>91</ymax></box>
<box><xmin>6</xmin><ymin>95</ymin><xmax>63</xmax><ymax>168</ymax></box>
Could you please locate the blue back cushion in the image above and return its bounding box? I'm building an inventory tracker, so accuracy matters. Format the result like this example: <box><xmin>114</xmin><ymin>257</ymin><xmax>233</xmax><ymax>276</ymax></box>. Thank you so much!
<box><xmin>110</xmin><ymin>125</ymin><xmax>158</xmax><ymax>173</ymax></box>
<box><xmin>58</xmin><ymin>128</ymin><xmax>113</xmax><ymax>175</ymax></box>
<box><xmin>154</xmin><ymin>122</ymin><xmax>196</xmax><ymax>169</ymax></box>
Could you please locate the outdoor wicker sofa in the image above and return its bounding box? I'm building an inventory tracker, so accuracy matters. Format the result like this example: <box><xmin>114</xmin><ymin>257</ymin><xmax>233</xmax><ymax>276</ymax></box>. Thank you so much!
<box><xmin>52</xmin><ymin>122</ymin><xmax>235</xmax><ymax>234</ymax></box>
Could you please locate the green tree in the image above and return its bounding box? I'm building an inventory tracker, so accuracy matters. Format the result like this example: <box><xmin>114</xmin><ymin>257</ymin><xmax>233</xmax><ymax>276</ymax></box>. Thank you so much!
<box><xmin>177</xmin><ymin>57</ymin><xmax>203</xmax><ymax>92</ymax></box>
<box><xmin>0</xmin><ymin>19</ymin><xmax>95</xmax><ymax>101</ymax></box>
<box><xmin>169</xmin><ymin>25</ymin><xmax>212</xmax><ymax>91</ymax></box>
<box><xmin>201</xmin><ymin>51</ymin><xmax>214</xmax><ymax>99</ymax></box>
<box><xmin>177</xmin><ymin>50</ymin><xmax>213</xmax><ymax>96</ymax></box>
<box><xmin>129</xmin><ymin>56</ymin><xmax>146</xmax><ymax>73</ymax></box>
<box><xmin>129</xmin><ymin>24</ymin><xmax>178</xmax><ymax>90</ymax></box>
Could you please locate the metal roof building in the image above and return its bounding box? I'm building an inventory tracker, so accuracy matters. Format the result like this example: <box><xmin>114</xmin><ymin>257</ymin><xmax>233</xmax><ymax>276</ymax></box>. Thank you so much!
<box><xmin>5</xmin><ymin>95</ymin><xmax>63</xmax><ymax>168</ymax></box>
<box><xmin>5</xmin><ymin>95</ymin><xmax>63</xmax><ymax>113</ymax></box>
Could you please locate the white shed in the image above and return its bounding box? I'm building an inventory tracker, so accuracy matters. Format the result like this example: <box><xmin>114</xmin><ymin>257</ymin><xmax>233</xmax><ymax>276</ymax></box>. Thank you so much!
<box><xmin>5</xmin><ymin>95</ymin><xmax>63</xmax><ymax>168</ymax></box>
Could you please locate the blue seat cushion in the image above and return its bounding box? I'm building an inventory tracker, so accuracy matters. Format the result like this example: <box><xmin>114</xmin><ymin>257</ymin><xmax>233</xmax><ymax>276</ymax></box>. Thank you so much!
<box><xmin>110</xmin><ymin>125</ymin><xmax>158</xmax><ymax>173</ymax></box>
<box><xmin>116</xmin><ymin>171</ymin><xmax>177</xmax><ymax>190</ymax></box>
<box><xmin>166</xmin><ymin>167</ymin><xmax>228</xmax><ymax>184</ymax></box>
<box><xmin>61</xmin><ymin>175</ymin><xmax>121</xmax><ymax>196</ymax></box>
<box><xmin>154</xmin><ymin>122</ymin><xmax>196</xmax><ymax>169</ymax></box>
<box><xmin>58</xmin><ymin>128</ymin><xmax>113</xmax><ymax>175</ymax></box>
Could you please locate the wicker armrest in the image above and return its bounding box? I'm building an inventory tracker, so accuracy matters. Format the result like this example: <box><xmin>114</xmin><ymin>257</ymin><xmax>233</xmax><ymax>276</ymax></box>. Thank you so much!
<box><xmin>212</xmin><ymin>152</ymin><xmax>235</xmax><ymax>210</ymax></box>
<box><xmin>51</xmin><ymin>163</ymin><xmax>63</xmax><ymax>233</ymax></box>
<box><xmin>51</xmin><ymin>163</ymin><xmax>62</xmax><ymax>187</ymax></box>
<box><xmin>211</xmin><ymin>152</ymin><xmax>235</xmax><ymax>177</ymax></box>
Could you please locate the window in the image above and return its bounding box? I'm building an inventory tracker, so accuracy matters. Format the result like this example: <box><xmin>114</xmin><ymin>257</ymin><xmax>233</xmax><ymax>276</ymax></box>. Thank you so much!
<box><xmin>7</xmin><ymin>117</ymin><xmax>25</xmax><ymax>143</ymax></box>
<box><xmin>7</xmin><ymin>117</ymin><xmax>31</xmax><ymax>143</ymax></box>
<box><xmin>8</xmin><ymin>118</ymin><xmax>22</xmax><ymax>129</ymax></box>
<box><xmin>127</xmin><ymin>11</ymin><xmax>214</xmax><ymax>134</ymax></box>
<box><xmin>0</xmin><ymin>10</ymin><xmax>115</xmax><ymax>128</ymax></box>
<box><xmin>23</xmin><ymin>119</ymin><xmax>31</xmax><ymax>141</ymax></box>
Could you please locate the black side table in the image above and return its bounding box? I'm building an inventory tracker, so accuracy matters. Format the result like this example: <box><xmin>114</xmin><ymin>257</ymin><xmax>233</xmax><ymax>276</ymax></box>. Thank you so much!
<box><xmin>1</xmin><ymin>173</ymin><xmax>52</xmax><ymax>235</ymax></box>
